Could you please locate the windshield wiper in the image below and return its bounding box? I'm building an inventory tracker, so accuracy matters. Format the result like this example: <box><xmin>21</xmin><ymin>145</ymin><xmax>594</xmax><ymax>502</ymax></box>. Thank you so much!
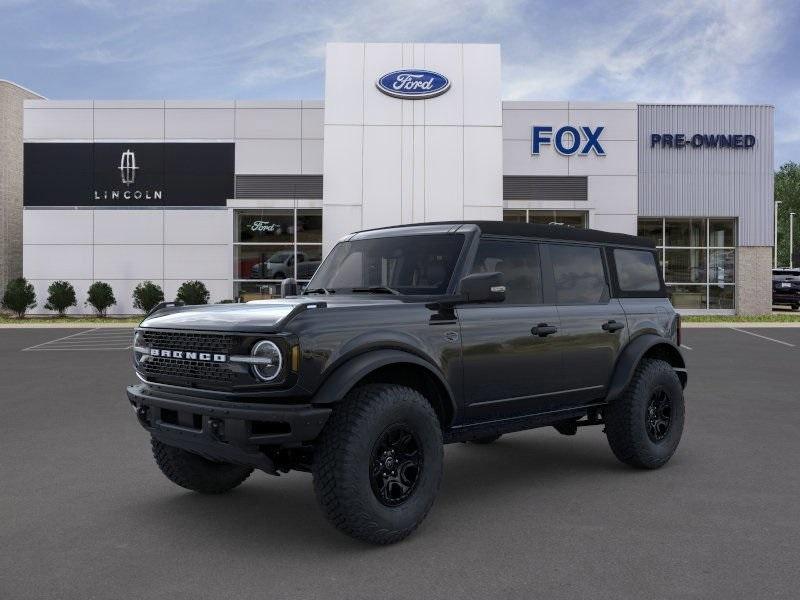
<box><xmin>351</xmin><ymin>286</ymin><xmax>401</xmax><ymax>295</ymax></box>
<box><xmin>304</xmin><ymin>287</ymin><xmax>334</xmax><ymax>295</ymax></box>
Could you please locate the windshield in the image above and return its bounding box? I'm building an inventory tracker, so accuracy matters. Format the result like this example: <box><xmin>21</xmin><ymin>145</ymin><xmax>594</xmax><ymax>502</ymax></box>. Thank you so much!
<box><xmin>307</xmin><ymin>234</ymin><xmax>465</xmax><ymax>295</ymax></box>
<box><xmin>268</xmin><ymin>252</ymin><xmax>293</xmax><ymax>262</ymax></box>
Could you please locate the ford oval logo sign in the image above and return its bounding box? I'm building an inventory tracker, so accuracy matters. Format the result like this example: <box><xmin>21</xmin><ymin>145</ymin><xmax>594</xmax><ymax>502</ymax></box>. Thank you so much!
<box><xmin>376</xmin><ymin>70</ymin><xmax>450</xmax><ymax>99</ymax></box>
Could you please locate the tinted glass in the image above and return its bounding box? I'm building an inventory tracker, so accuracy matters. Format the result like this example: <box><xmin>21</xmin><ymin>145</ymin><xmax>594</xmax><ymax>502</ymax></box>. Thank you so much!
<box><xmin>308</xmin><ymin>234</ymin><xmax>464</xmax><ymax>295</ymax></box>
<box><xmin>637</xmin><ymin>219</ymin><xmax>663</xmax><ymax>246</ymax></box>
<box><xmin>550</xmin><ymin>245</ymin><xmax>609</xmax><ymax>304</ymax></box>
<box><xmin>614</xmin><ymin>249</ymin><xmax>661</xmax><ymax>292</ymax></box>
<box><xmin>665</xmin><ymin>249</ymin><xmax>707</xmax><ymax>283</ymax></box>
<box><xmin>709</xmin><ymin>285</ymin><xmax>734</xmax><ymax>309</ymax></box>
<box><xmin>530</xmin><ymin>210</ymin><xmax>587</xmax><ymax>228</ymax></box>
<box><xmin>470</xmin><ymin>239</ymin><xmax>543</xmax><ymax>304</ymax></box>
<box><xmin>709</xmin><ymin>219</ymin><xmax>736</xmax><ymax>247</ymax></box>
<box><xmin>503</xmin><ymin>210</ymin><xmax>527</xmax><ymax>224</ymax></box>
<box><xmin>665</xmin><ymin>219</ymin><xmax>706</xmax><ymax>247</ymax></box>
<box><xmin>669</xmin><ymin>284</ymin><xmax>707</xmax><ymax>309</ymax></box>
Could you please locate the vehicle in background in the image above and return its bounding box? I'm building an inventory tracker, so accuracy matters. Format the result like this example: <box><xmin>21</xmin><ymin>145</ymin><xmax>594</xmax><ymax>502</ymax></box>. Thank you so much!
<box><xmin>772</xmin><ymin>268</ymin><xmax>800</xmax><ymax>310</ymax></box>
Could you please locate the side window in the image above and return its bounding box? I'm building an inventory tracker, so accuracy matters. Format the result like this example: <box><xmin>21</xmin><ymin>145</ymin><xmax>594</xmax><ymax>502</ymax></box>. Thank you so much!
<box><xmin>470</xmin><ymin>239</ymin><xmax>543</xmax><ymax>304</ymax></box>
<box><xmin>614</xmin><ymin>249</ymin><xmax>661</xmax><ymax>292</ymax></box>
<box><xmin>549</xmin><ymin>244</ymin><xmax>609</xmax><ymax>304</ymax></box>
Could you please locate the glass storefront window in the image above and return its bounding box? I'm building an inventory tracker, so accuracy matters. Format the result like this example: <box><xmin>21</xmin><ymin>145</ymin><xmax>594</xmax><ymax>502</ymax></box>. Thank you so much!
<box><xmin>234</xmin><ymin>208</ymin><xmax>322</xmax><ymax>301</ymax></box>
<box><xmin>669</xmin><ymin>284</ymin><xmax>707</xmax><ymax>309</ymax></box>
<box><xmin>709</xmin><ymin>219</ymin><xmax>736</xmax><ymax>247</ymax></box>
<box><xmin>665</xmin><ymin>249</ymin><xmax>707</xmax><ymax>284</ymax></box>
<box><xmin>637</xmin><ymin>219</ymin><xmax>663</xmax><ymax>246</ymax></box>
<box><xmin>638</xmin><ymin>218</ymin><xmax>737</xmax><ymax>311</ymax></box>
<box><xmin>665</xmin><ymin>219</ymin><xmax>706</xmax><ymax>247</ymax></box>
<box><xmin>504</xmin><ymin>209</ymin><xmax>588</xmax><ymax>228</ymax></box>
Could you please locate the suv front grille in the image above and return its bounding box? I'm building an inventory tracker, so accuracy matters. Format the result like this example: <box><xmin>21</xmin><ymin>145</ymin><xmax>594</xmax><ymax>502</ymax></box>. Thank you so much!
<box><xmin>139</xmin><ymin>330</ymin><xmax>237</xmax><ymax>387</ymax></box>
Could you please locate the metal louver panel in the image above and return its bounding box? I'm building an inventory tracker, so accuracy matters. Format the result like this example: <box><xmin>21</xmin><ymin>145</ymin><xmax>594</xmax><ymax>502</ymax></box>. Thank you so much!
<box><xmin>503</xmin><ymin>176</ymin><xmax>588</xmax><ymax>201</ymax></box>
<box><xmin>235</xmin><ymin>175</ymin><xmax>323</xmax><ymax>199</ymax></box>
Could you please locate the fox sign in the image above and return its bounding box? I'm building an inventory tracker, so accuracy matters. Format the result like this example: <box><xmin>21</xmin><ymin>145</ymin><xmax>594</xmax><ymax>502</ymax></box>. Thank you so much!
<box><xmin>532</xmin><ymin>125</ymin><xmax>605</xmax><ymax>156</ymax></box>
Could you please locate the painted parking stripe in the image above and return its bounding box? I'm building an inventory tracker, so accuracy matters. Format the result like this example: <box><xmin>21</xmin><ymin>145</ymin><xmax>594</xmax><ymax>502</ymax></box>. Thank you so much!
<box><xmin>22</xmin><ymin>328</ymin><xmax>134</xmax><ymax>351</ymax></box>
<box><xmin>680</xmin><ymin>344</ymin><xmax>693</xmax><ymax>350</ymax></box>
<box><xmin>730</xmin><ymin>328</ymin><xmax>796</xmax><ymax>348</ymax></box>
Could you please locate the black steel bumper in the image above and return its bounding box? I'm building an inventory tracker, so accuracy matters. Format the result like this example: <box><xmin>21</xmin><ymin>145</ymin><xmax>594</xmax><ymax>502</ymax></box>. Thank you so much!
<box><xmin>127</xmin><ymin>383</ymin><xmax>331</xmax><ymax>473</ymax></box>
<box><xmin>773</xmin><ymin>292</ymin><xmax>800</xmax><ymax>305</ymax></box>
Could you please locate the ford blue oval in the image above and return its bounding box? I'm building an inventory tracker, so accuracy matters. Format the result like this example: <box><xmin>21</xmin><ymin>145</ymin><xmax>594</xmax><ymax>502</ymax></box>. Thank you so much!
<box><xmin>376</xmin><ymin>70</ymin><xmax>450</xmax><ymax>99</ymax></box>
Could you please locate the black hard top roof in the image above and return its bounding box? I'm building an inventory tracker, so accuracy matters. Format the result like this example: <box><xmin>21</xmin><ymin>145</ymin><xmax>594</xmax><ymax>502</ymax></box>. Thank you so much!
<box><xmin>353</xmin><ymin>221</ymin><xmax>655</xmax><ymax>249</ymax></box>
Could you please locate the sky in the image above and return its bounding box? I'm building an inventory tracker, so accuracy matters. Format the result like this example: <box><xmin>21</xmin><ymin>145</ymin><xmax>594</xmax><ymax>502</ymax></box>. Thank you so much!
<box><xmin>1</xmin><ymin>0</ymin><xmax>798</xmax><ymax>166</ymax></box>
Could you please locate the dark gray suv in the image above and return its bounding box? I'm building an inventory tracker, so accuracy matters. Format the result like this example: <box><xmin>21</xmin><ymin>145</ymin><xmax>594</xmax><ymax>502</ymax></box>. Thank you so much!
<box><xmin>127</xmin><ymin>221</ymin><xmax>687</xmax><ymax>544</ymax></box>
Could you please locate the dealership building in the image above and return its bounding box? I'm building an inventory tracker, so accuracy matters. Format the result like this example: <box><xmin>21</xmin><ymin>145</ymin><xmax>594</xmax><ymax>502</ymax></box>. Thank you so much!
<box><xmin>5</xmin><ymin>42</ymin><xmax>775</xmax><ymax>314</ymax></box>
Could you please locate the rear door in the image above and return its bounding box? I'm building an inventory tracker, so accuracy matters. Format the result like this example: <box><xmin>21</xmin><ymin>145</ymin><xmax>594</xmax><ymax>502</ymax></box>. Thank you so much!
<box><xmin>542</xmin><ymin>243</ymin><xmax>627</xmax><ymax>407</ymax></box>
<box><xmin>458</xmin><ymin>237</ymin><xmax>564</xmax><ymax>421</ymax></box>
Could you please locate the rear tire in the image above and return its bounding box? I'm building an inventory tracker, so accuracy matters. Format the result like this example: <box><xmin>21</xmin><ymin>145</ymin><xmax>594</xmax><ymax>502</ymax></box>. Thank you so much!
<box><xmin>312</xmin><ymin>383</ymin><xmax>443</xmax><ymax>544</ymax></box>
<box><xmin>604</xmin><ymin>358</ymin><xmax>684</xmax><ymax>469</ymax></box>
<box><xmin>151</xmin><ymin>438</ymin><xmax>253</xmax><ymax>494</ymax></box>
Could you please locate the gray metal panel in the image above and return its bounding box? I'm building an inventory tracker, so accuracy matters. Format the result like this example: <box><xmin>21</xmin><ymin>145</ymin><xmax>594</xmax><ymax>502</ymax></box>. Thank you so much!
<box><xmin>503</xmin><ymin>176</ymin><xmax>587</xmax><ymax>201</ymax></box>
<box><xmin>638</xmin><ymin>104</ymin><xmax>774</xmax><ymax>246</ymax></box>
<box><xmin>235</xmin><ymin>174</ymin><xmax>323</xmax><ymax>199</ymax></box>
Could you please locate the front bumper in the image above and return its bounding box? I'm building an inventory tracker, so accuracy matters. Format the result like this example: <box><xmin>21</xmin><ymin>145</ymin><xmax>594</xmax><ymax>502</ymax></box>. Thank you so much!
<box><xmin>127</xmin><ymin>383</ymin><xmax>331</xmax><ymax>473</ymax></box>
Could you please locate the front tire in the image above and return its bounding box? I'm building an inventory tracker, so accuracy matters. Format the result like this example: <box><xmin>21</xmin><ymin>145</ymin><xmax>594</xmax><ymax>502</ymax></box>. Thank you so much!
<box><xmin>151</xmin><ymin>438</ymin><xmax>253</xmax><ymax>494</ymax></box>
<box><xmin>312</xmin><ymin>384</ymin><xmax>443</xmax><ymax>544</ymax></box>
<box><xmin>604</xmin><ymin>358</ymin><xmax>685</xmax><ymax>469</ymax></box>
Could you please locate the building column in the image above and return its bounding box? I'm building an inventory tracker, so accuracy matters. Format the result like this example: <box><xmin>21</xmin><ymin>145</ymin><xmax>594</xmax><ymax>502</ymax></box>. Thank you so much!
<box><xmin>736</xmin><ymin>246</ymin><xmax>772</xmax><ymax>315</ymax></box>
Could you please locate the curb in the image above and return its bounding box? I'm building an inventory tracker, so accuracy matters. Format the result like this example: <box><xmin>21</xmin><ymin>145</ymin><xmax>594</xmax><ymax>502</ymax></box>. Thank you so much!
<box><xmin>0</xmin><ymin>322</ymin><xmax>139</xmax><ymax>329</ymax></box>
<box><xmin>683</xmin><ymin>322</ymin><xmax>800</xmax><ymax>328</ymax></box>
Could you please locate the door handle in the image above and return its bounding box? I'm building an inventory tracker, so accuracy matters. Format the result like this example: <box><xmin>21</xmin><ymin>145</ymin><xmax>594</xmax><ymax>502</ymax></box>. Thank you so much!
<box><xmin>602</xmin><ymin>320</ymin><xmax>625</xmax><ymax>332</ymax></box>
<box><xmin>531</xmin><ymin>323</ymin><xmax>558</xmax><ymax>337</ymax></box>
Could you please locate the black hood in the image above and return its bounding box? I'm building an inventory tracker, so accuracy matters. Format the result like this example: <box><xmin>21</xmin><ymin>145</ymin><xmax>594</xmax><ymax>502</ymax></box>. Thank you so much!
<box><xmin>139</xmin><ymin>296</ymin><xmax>408</xmax><ymax>332</ymax></box>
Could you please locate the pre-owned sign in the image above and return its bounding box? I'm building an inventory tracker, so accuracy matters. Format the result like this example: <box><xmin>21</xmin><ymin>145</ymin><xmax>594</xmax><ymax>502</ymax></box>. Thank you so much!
<box><xmin>23</xmin><ymin>142</ymin><xmax>234</xmax><ymax>207</ymax></box>
<box><xmin>650</xmin><ymin>133</ymin><xmax>756</xmax><ymax>149</ymax></box>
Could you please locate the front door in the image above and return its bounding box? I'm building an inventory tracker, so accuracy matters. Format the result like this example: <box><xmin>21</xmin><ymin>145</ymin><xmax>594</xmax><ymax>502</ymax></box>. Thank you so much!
<box><xmin>459</xmin><ymin>238</ymin><xmax>565</xmax><ymax>422</ymax></box>
<box><xmin>543</xmin><ymin>243</ymin><xmax>627</xmax><ymax>407</ymax></box>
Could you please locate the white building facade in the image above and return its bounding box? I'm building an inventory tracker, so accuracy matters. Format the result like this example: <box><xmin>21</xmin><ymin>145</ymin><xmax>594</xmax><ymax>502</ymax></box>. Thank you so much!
<box><xmin>20</xmin><ymin>42</ymin><xmax>774</xmax><ymax>315</ymax></box>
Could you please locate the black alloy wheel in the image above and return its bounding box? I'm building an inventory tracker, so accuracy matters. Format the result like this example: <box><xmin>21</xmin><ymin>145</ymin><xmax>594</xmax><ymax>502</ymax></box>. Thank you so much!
<box><xmin>645</xmin><ymin>388</ymin><xmax>672</xmax><ymax>442</ymax></box>
<box><xmin>369</xmin><ymin>424</ymin><xmax>423</xmax><ymax>506</ymax></box>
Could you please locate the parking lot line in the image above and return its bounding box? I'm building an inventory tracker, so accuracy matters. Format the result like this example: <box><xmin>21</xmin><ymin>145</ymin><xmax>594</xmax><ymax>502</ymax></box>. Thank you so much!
<box><xmin>729</xmin><ymin>327</ymin><xmax>796</xmax><ymax>347</ymax></box>
<box><xmin>21</xmin><ymin>328</ymin><xmax>133</xmax><ymax>351</ymax></box>
<box><xmin>680</xmin><ymin>344</ymin><xmax>693</xmax><ymax>350</ymax></box>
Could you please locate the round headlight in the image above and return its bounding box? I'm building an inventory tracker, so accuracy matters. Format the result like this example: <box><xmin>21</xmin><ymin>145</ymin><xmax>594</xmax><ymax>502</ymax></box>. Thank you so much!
<box><xmin>133</xmin><ymin>330</ymin><xmax>146</xmax><ymax>365</ymax></box>
<box><xmin>251</xmin><ymin>340</ymin><xmax>282</xmax><ymax>382</ymax></box>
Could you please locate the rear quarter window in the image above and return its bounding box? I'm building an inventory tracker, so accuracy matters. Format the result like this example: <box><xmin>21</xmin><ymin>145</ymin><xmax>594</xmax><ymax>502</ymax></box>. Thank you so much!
<box><xmin>614</xmin><ymin>249</ymin><xmax>662</xmax><ymax>293</ymax></box>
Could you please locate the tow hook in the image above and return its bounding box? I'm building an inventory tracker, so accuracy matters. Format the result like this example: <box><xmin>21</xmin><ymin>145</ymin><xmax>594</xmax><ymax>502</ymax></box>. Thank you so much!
<box><xmin>208</xmin><ymin>418</ymin><xmax>224</xmax><ymax>441</ymax></box>
<box><xmin>135</xmin><ymin>406</ymin><xmax>150</xmax><ymax>426</ymax></box>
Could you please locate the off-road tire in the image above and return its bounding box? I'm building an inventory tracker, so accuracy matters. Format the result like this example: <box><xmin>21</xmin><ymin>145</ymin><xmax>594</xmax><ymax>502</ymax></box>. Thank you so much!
<box><xmin>151</xmin><ymin>438</ymin><xmax>253</xmax><ymax>494</ymax></box>
<box><xmin>604</xmin><ymin>358</ymin><xmax>684</xmax><ymax>469</ymax></box>
<box><xmin>312</xmin><ymin>383</ymin><xmax>443</xmax><ymax>544</ymax></box>
<box><xmin>470</xmin><ymin>434</ymin><xmax>502</xmax><ymax>444</ymax></box>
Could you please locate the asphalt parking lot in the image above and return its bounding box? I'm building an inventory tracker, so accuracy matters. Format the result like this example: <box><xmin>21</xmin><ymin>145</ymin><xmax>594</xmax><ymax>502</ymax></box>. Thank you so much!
<box><xmin>2</xmin><ymin>327</ymin><xmax>799</xmax><ymax>599</ymax></box>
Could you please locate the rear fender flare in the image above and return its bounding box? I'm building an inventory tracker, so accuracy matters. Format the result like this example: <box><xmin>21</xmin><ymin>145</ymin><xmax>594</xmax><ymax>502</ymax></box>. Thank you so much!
<box><xmin>606</xmin><ymin>335</ymin><xmax>686</xmax><ymax>403</ymax></box>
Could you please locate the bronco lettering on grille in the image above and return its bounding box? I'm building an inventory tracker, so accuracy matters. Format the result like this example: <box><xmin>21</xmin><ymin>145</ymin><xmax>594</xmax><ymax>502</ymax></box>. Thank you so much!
<box><xmin>150</xmin><ymin>348</ymin><xmax>227</xmax><ymax>362</ymax></box>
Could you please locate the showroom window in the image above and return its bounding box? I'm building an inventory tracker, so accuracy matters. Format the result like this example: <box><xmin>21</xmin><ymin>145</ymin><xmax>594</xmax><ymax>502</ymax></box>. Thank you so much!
<box><xmin>234</xmin><ymin>209</ymin><xmax>322</xmax><ymax>301</ymax></box>
<box><xmin>637</xmin><ymin>218</ymin><xmax>736</xmax><ymax>310</ymax></box>
<box><xmin>503</xmin><ymin>209</ymin><xmax>587</xmax><ymax>228</ymax></box>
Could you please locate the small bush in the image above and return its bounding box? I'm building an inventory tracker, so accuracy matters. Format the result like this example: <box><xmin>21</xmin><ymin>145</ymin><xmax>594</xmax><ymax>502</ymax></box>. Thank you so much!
<box><xmin>1</xmin><ymin>277</ymin><xmax>36</xmax><ymax>318</ymax></box>
<box><xmin>44</xmin><ymin>280</ymin><xmax>77</xmax><ymax>316</ymax></box>
<box><xmin>217</xmin><ymin>298</ymin><xmax>235</xmax><ymax>304</ymax></box>
<box><xmin>86</xmin><ymin>282</ymin><xmax>116</xmax><ymax>317</ymax></box>
<box><xmin>176</xmin><ymin>280</ymin><xmax>210</xmax><ymax>305</ymax></box>
<box><xmin>132</xmin><ymin>281</ymin><xmax>165</xmax><ymax>313</ymax></box>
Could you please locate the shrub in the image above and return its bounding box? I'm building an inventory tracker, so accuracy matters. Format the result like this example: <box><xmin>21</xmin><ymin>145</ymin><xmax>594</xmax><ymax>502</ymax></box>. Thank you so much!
<box><xmin>44</xmin><ymin>280</ymin><xmax>77</xmax><ymax>316</ymax></box>
<box><xmin>86</xmin><ymin>282</ymin><xmax>116</xmax><ymax>317</ymax></box>
<box><xmin>176</xmin><ymin>280</ymin><xmax>210</xmax><ymax>305</ymax></box>
<box><xmin>1</xmin><ymin>277</ymin><xmax>36</xmax><ymax>318</ymax></box>
<box><xmin>132</xmin><ymin>281</ymin><xmax>165</xmax><ymax>313</ymax></box>
<box><xmin>217</xmin><ymin>298</ymin><xmax>235</xmax><ymax>304</ymax></box>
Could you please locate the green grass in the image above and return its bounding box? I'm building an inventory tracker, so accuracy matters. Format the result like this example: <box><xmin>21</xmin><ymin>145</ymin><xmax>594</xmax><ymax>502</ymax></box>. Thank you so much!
<box><xmin>683</xmin><ymin>313</ymin><xmax>800</xmax><ymax>323</ymax></box>
<box><xmin>0</xmin><ymin>314</ymin><xmax>143</xmax><ymax>325</ymax></box>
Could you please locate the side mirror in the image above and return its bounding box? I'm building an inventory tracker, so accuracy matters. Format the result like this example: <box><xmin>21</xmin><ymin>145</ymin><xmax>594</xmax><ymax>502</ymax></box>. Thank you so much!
<box><xmin>280</xmin><ymin>278</ymin><xmax>298</xmax><ymax>298</ymax></box>
<box><xmin>457</xmin><ymin>272</ymin><xmax>506</xmax><ymax>303</ymax></box>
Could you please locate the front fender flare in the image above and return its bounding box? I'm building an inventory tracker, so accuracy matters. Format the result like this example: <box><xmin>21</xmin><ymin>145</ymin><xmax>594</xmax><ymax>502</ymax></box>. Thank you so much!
<box><xmin>310</xmin><ymin>349</ymin><xmax>457</xmax><ymax>422</ymax></box>
<box><xmin>606</xmin><ymin>335</ymin><xmax>686</xmax><ymax>403</ymax></box>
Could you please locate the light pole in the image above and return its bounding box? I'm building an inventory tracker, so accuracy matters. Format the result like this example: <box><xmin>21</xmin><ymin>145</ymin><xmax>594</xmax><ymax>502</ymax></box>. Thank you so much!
<box><xmin>775</xmin><ymin>200</ymin><xmax>782</xmax><ymax>268</ymax></box>
<box><xmin>791</xmin><ymin>213</ymin><xmax>796</xmax><ymax>269</ymax></box>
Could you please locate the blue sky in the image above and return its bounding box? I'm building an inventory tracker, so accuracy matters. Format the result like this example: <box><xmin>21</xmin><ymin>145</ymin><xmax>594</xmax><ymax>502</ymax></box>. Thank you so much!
<box><xmin>2</xmin><ymin>0</ymin><xmax>798</xmax><ymax>166</ymax></box>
